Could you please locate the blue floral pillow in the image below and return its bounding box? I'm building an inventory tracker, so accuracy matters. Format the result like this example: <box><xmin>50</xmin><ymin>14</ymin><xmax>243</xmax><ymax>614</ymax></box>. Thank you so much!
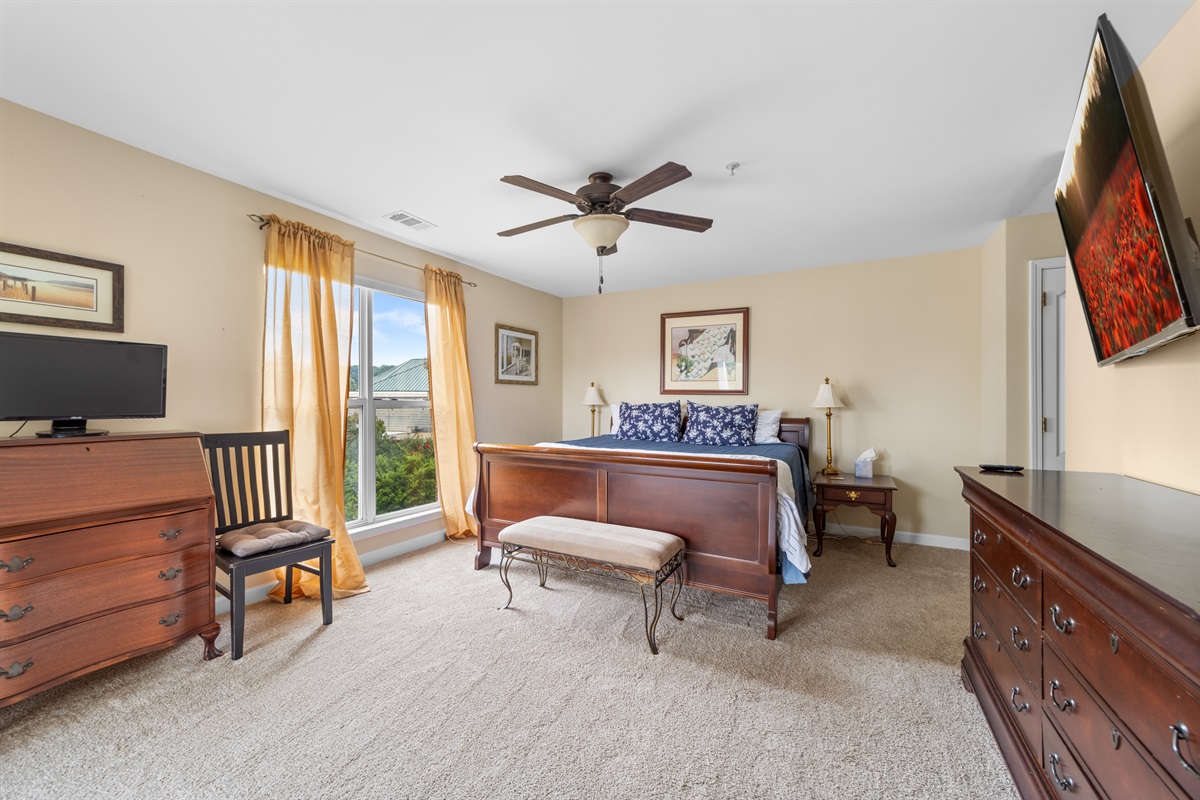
<box><xmin>615</xmin><ymin>401</ymin><xmax>681</xmax><ymax>442</ymax></box>
<box><xmin>682</xmin><ymin>402</ymin><xmax>759</xmax><ymax>447</ymax></box>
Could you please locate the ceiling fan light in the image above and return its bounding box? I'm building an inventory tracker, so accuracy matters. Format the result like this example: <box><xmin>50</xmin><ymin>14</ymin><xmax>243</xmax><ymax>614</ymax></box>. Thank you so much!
<box><xmin>573</xmin><ymin>214</ymin><xmax>629</xmax><ymax>250</ymax></box>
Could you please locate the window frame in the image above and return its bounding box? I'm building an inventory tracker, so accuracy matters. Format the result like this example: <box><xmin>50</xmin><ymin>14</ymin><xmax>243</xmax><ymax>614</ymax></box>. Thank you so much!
<box><xmin>346</xmin><ymin>276</ymin><xmax>439</xmax><ymax>535</ymax></box>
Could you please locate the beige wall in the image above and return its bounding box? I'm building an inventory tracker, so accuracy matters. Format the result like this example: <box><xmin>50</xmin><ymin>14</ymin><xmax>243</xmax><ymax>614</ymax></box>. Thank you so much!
<box><xmin>1065</xmin><ymin>3</ymin><xmax>1200</xmax><ymax>493</ymax></box>
<box><xmin>0</xmin><ymin>100</ymin><xmax>564</xmax><ymax>555</ymax></box>
<box><xmin>563</xmin><ymin>249</ymin><xmax>985</xmax><ymax>539</ymax></box>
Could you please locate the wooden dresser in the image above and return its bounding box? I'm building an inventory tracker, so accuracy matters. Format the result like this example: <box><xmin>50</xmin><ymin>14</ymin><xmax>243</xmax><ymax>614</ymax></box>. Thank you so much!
<box><xmin>1</xmin><ymin>432</ymin><xmax>221</xmax><ymax>708</ymax></box>
<box><xmin>957</xmin><ymin>468</ymin><xmax>1200</xmax><ymax>799</ymax></box>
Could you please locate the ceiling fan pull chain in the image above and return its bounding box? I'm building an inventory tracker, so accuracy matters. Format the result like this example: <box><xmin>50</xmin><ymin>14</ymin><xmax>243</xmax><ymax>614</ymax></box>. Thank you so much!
<box><xmin>597</xmin><ymin>255</ymin><xmax>604</xmax><ymax>295</ymax></box>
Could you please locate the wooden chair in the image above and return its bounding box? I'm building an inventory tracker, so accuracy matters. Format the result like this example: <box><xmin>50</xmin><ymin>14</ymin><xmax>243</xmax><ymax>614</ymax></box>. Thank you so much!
<box><xmin>202</xmin><ymin>431</ymin><xmax>333</xmax><ymax>660</ymax></box>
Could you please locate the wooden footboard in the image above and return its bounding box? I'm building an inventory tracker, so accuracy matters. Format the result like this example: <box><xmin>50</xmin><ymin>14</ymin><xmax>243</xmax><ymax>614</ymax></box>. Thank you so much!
<box><xmin>473</xmin><ymin>443</ymin><xmax>784</xmax><ymax>639</ymax></box>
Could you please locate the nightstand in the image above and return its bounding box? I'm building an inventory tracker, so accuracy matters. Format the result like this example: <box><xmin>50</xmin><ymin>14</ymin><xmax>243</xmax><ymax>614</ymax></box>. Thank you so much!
<box><xmin>812</xmin><ymin>473</ymin><xmax>899</xmax><ymax>567</ymax></box>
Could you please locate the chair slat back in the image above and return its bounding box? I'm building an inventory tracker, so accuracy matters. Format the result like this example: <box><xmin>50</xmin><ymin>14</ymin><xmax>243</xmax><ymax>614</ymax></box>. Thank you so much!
<box><xmin>202</xmin><ymin>431</ymin><xmax>295</xmax><ymax>535</ymax></box>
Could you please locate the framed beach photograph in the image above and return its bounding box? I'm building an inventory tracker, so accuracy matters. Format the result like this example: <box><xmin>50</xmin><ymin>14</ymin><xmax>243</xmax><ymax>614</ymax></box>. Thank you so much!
<box><xmin>495</xmin><ymin>323</ymin><xmax>538</xmax><ymax>385</ymax></box>
<box><xmin>0</xmin><ymin>242</ymin><xmax>124</xmax><ymax>332</ymax></box>
<box><xmin>660</xmin><ymin>307</ymin><xmax>749</xmax><ymax>395</ymax></box>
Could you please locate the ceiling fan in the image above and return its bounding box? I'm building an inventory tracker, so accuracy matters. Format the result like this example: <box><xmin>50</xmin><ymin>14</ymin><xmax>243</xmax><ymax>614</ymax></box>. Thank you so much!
<box><xmin>497</xmin><ymin>161</ymin><xmax>713</xmax><ymax>256</ymax></box>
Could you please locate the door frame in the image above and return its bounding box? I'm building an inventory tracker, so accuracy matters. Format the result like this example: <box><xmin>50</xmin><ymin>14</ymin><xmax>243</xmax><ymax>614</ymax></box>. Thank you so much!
<box><xmin>1029</xmin><ymin>256</ymin><xmax>1066</xmax><ymax>470</ymax></box>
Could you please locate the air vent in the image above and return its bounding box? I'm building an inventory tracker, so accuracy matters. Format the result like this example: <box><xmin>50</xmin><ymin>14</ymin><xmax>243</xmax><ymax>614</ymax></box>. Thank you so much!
<box><xmin>383</xmin><ymin>210</ymin><xmax>437</xmax><ymax>231</ymax></box>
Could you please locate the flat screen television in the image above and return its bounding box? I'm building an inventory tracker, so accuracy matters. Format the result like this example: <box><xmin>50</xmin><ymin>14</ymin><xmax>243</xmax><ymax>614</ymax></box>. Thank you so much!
<box><xmin>1054</xmin><ymin>14</ymin><xmax>1200</xmax><ymax>366</ymax></box>
<box><xmin>0</xmin><ymin>331</ymin><xmax>167</xmax><ymax>437</ymax></box>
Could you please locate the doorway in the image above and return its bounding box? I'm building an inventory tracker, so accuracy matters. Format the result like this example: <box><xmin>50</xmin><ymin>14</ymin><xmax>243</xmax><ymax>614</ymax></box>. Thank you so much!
<box><xmin>1030</xmin><ymin>257</ymin><xmax>1066</xmax><ymax>470</ymax></box>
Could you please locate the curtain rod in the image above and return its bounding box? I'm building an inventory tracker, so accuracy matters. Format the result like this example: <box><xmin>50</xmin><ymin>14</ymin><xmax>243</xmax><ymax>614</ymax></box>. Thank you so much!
<box><xmin>247</xmin><ymin>214</ymin><xmax>477</xmax><ymax>287</ymax></box>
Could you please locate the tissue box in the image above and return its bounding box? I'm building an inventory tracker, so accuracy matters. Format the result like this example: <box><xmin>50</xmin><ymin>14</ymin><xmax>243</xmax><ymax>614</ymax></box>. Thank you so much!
<box><xmin>855</xmin><ymin>458</ymin><xmax>873</xmax><ymax>478</ymax></box>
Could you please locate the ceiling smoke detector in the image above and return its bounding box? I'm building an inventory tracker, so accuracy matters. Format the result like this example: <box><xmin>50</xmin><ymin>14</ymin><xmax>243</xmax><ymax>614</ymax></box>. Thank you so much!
<box><xmin>383</xmin><ymin>210</ymin><xmax>437</xmax><ymax>231</ymax></box>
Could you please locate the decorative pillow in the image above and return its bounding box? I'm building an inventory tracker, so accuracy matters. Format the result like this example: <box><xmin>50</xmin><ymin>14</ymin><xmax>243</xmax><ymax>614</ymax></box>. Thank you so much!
<box><xmin>754</xmin><ymin>409</ymin><xmax>784</xmax><ymax>444</ymax></box>
<box><xmin>609</xmin><ymin>403</ymin><xmax>622</xmax><ymax>433</ymax></box>
<box><xmin>217</xmin><ymin>520</ymin><xmax>331</xmax><ymax>557</ymax></box>
<box><xmin>682</xmin><ymin>402</ymin><xmax>759</xmax><ymax>447</ymax></box>
<box><xmin>615</xmin><ymin>401</ymin><xmax>682</xmax><ymax>442</ymax></box>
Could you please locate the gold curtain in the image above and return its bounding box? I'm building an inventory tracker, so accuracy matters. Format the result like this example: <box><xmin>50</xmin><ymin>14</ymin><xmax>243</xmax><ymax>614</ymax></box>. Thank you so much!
<box><xmin>424</xmin><ymin>266</ymin><xmax>478</xmax><ymax>539</ymax></box>
<box><xmin>262</xmin><ymin>214</ymin><xmax>369</xmax><ymax>599</ymax></box>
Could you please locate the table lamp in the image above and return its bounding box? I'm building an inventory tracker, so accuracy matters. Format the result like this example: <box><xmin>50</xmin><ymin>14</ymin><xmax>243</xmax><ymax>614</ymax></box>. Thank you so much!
<box><xmin>811</xmin><ymin>377</ymin><xmax>844</xmax><ymax>476</ymax></box>
<box><xmin>581</xmin><ymin>382</ymin><xmax>604</xmax><ymax>437</ymax></box>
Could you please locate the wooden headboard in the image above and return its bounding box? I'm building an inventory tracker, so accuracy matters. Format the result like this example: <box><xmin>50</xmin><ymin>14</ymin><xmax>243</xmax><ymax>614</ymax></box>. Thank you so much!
<box><xmin>780</xmin><ymin>416</ymin><xmax>811</xmax><ymax>461</ymax></box>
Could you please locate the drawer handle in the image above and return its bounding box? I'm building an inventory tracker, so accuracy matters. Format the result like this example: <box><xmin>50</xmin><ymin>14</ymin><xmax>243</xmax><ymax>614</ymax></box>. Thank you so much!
<box><xmin>1011</xmin><ymin>566</ymin><xmax>1030</xmax><ymax>589</ymax></box>
<box><xmin>1170</xmin><ymin>723</ymin><xmax>1199</xmax><ymax>778</ymax></box>
<box><xmin>159</xmin><ymin>612</ymin><xmax>183</xmax><ymax>627</ymax></box>
<box><xmin>1010</xmin><ymin>686</ymin><xmax>1029</xmax><ymax>713</ymax></box>
<box><xmin>1048</xmin><ymin>753</ymin><xmax>1075</xmax><ymax>792</ymax></box>
<box><xmin>1</xmin><ymin>555</ymin><xmax>33</xmax><ymax>573</ymax></box>
<box><xmin>2</xmin><ymin>659</ymin><xmax>32</xmax><ymax>679</ymax></box>
<box><xmin>847</xmin><ymin>490</ymin><xmax>860</xmax><ymax>501</ymax></box>
<box><xmin>1050</xmin><ymin>604</ymin><xmax>1074</xmax><ymax>635</ymax></box>
<box><xmin>159</xmin><ymin>527</ymin><xmax>183</xmax><ymax>541</ymax></box>
<box><xmin>1010</xmin><ymin>626</ymin><xmax>1029</xmax><ymax>651</ymax></box>
<box><xmin>972</xmin><ymin>575</ymin><xmax>986</xmax><ymax>593</ymax></box>
<box><xmin>973</xmin><ymin>528</ymin><xmax>987</xmax><ymax>545</ymax></box>
<box><xmin>1048</xmin><ymin>680</ymin><xmax>1075</xmax><ymax>713</ymax></box>
<box><xmin>1112</xmin><ymin>729</ymin><xmax>1122</xmax><ymax>749</ymax></box>
<box><xmin>0</xmin><ymin>604</ymin><xmax>33</xmax><ymax>623</ymax></box>
<box><xmin>158</xmin><ymin>566</ymin><xmax>183</xmax><ymax>581</ymax></box>
<box><xmin>1110</xmin><ymin>633</ymin><xmax>1119</xmax><ymax>654</ymax></box>
<box><xmin>972</xmin><ymin>622</ymin><xmax>986</xmax><ymax>640</ymax></box>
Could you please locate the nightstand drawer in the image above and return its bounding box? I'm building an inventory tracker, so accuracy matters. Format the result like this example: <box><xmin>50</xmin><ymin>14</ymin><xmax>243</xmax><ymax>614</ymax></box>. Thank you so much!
<box><xmin>822</xmin><ymin>487</ymin><xmax>886</xmax><ymax>505</ymax></box>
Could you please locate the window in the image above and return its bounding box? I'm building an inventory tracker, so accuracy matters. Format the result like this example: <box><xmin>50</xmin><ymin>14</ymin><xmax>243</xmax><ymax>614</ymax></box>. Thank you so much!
<box><xmin>344</xmin><ymin>279</ymin><xmax>437</xmax><ymax>526</ymax></box>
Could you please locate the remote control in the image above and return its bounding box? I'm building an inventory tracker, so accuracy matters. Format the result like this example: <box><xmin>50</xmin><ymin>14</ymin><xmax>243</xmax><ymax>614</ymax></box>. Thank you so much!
<box><xmin>979</xmin><ymin>464</ymin><xmax>1023</xmax><ymax>472</ymax></box>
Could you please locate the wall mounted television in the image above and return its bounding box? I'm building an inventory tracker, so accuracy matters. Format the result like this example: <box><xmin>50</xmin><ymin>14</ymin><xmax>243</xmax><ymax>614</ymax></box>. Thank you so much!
<box><xmin>0</xmin><ymin>331</ymin><xmax>167</xmax><ymax>437</ymax></box>
<box><xmin>1054</xmin><ymin>14</ymin><xmax>1200</xmax><ymax>366</ymax></box>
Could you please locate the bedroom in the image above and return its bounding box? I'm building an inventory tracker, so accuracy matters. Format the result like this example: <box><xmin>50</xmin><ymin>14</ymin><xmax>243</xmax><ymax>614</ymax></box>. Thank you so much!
<box><xmin>1</xmin><ymin>2</ymin><xmax>1197</xmax><ymax>798</ymax></box>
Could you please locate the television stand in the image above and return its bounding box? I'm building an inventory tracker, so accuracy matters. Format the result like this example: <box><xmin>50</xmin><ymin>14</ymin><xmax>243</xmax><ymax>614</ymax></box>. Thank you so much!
<box><xmin>35</xmin><ymin>419</ymin><xmax>108</xmax><ymax>437</ymax></box>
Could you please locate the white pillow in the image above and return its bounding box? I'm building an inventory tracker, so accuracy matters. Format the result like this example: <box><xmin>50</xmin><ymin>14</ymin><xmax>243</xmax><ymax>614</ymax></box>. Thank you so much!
<box><xmin>609</xmin><ymin>403</ymin><xmax>621</xmax><ymax>433</ymax></box>
<box><xmin>754</xmin><ymin>409</ymin><xmax>783</xmax><ymax>443</ymax></box>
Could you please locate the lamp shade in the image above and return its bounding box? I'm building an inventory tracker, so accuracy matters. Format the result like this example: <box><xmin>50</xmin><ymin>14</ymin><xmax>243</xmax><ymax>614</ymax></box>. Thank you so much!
<box><xmin>811</xmin><ymin>378</ymin><xmax>844</xmax><ymax>409</ymax></box>
<box><xmin>573</xmin><ymin>214</ymin><xmax>629</xmax><ymax>250</ymax></box>
<box><xmin>581</xmin><ymin>383</ymin><xmax>604</xmax><ymax>406</ymax></box>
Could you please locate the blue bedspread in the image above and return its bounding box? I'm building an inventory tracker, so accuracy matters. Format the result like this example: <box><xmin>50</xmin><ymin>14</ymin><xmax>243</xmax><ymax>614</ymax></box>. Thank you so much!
<box><xmin>556</xmin><ymin>435</ymin><xmax>815</xmax><ymax>584</ymax></box>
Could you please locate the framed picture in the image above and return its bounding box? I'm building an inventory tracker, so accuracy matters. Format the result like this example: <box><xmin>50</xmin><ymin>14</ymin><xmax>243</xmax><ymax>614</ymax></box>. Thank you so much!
<box><xmin>0</xmin><ymin>242</ymin><xmax>124</xmax><ymax>333</ymax></box>
<box><xmin>660</xmin><ymin>307</ymin><xmax>749</xmax><ymax>395</ymax></box>
<box><xmin>495</xmin><ymin>323</ymin><xmax>538</xmax><ymax>385</ymax></box>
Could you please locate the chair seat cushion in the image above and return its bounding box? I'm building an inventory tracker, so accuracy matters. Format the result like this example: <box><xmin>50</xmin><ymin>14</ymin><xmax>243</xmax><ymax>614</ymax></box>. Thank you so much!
<box><xmin>217</xmin><ymin>520</ymin><xmax>331</xmax><ymax>557</ymax></box>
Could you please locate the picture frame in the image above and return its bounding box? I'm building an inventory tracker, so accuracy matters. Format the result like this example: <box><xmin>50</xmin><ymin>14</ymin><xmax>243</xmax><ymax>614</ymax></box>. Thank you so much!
<box><xmin>495</xmin><ymin>323</ymin><xmax>538</xmax><ymax>385</ymax></box>
<box><xmin>0</xmin><ymin>242</ymin><xmax>124</xmax><ymax>333</ymax></box>
<box><xmin>660</xmin><ymin>307</ymin><xmax>749</xmax><ymax>395</ymax></box>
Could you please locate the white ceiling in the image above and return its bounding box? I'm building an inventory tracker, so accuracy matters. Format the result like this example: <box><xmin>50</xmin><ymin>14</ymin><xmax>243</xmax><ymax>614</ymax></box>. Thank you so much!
<box><xmin>0</xmin><ymin>1</ymin><xmax>1192</xmax><ymax>298</ymax></box>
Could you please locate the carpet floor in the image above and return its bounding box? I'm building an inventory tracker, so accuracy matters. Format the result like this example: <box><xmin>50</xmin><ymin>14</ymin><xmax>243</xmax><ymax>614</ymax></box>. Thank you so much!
<box><xmin>0</xmin><ymin>536</ymin><xmax>1018</xmax><ymax>800</ymax></box>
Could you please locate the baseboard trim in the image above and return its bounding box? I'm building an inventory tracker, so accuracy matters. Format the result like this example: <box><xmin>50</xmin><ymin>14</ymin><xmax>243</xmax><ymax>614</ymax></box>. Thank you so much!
<box><xmin>214</xmin><ymin>529</ymin><xmax>448</xmax><ymax>616</ymax></box>
<box><xmin>814</xmin><ymin>523</ymin><xmax>969</xmax><ymax>551</ymax></box>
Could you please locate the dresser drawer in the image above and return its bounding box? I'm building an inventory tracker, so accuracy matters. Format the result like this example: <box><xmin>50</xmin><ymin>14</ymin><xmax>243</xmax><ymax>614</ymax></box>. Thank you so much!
<box><xmin>973</xmin><ymin>602</ymin><xmax>1042</xmax><ymax>762</ymax></box>
<box><xmin>0</xmin><ymin>508</ymin><xmax>210</xmax><ymax>585</ymax></box>
<box><xmin>1044</xmin><ymin>576</ymin><xmax>1200</xmax><ymax>794</ymax></box>
<box><xmin>0</xmin><ymin>543</ymin><xmax>212</xmax><ymax>645</ymax></box>
<box><xmin>1043</xmin><ymin>644</ymin><xmax>1178</xmax><ymax>800</ymax></box>
<box><xmin>972</xmin><ymin>555</ymin><xmax>1041</xmax><ymax>689</ymax></box>
<box><xmin>970</xmin><ymin>511</ymin><xmax>1041</xmax><ymax>625</ymax></box>
<box><xmin>0</xmin><ymin>585</ymin><xmax>211</xmax><ymax>703</ymax></box>
<box><xmin>1043</xmin><ymin>715</ymin><xmax>1101</xmax><ymax>799</ymax></box>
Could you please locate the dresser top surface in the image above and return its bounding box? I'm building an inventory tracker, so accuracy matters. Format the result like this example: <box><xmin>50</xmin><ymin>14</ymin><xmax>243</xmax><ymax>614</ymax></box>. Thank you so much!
<box><xmin>956</xmin><ymin>467</ymin><xmax>1200</xmax><ymax>615</ymax></box>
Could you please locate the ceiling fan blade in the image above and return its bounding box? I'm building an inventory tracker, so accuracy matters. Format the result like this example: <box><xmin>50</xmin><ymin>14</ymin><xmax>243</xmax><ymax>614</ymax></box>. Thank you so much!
<box><xmin>625</xmin><ymin>207</ymin><xmax>713</xmax><ymax>233</ymax></box>
<box><xmin>500</xmin><ymin>175</ymin><xmax>585</xmax><ymax>205</ymax></box>
<box><xmin>497</xmin><ymin>214</ymin><xmax>580</xmax><ymax>237</ymax></box>
<box><xmin>611</xmin><ymin>162</ymin><xmax>691</xmax><ymax>205</ymax></box>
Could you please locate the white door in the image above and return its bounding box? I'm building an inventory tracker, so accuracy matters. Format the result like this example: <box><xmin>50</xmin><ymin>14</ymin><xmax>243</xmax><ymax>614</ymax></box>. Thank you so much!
<box><xmin>1034</xmin><ymin>260</ymin><xmax>1066</xmax><ymax>470</ymax></box>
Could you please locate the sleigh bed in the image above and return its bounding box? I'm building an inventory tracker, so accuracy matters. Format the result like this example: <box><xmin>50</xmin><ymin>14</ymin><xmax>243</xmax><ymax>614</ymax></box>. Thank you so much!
<box><xmin>472</xmin><ymin>417</ymin><xmax>812</xmax><ymax>639</ymax></box>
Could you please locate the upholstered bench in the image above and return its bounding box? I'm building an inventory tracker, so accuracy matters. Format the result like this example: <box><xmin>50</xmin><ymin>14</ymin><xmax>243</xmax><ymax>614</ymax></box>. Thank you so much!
<box><xmin>497</xmin><ymin>515</ymin><xmax>685</xmax><ymax>654</ymax></box>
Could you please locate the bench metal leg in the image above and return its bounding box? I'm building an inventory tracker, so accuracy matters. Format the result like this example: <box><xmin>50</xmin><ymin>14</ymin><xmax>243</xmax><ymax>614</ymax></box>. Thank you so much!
<box><xmin>498</xmin><ymin>543</ymin><xmax>515</xmax><ymax>610</ymax></box>
<box><xmin>670</xmin><ymin>566</ymin><xmax>684</xmax><ymax>621</ymax></box>
<box><xmin>641</xmin><ymin>581</ymin><xmax>666</xmax><ymax>655</ymax></box>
